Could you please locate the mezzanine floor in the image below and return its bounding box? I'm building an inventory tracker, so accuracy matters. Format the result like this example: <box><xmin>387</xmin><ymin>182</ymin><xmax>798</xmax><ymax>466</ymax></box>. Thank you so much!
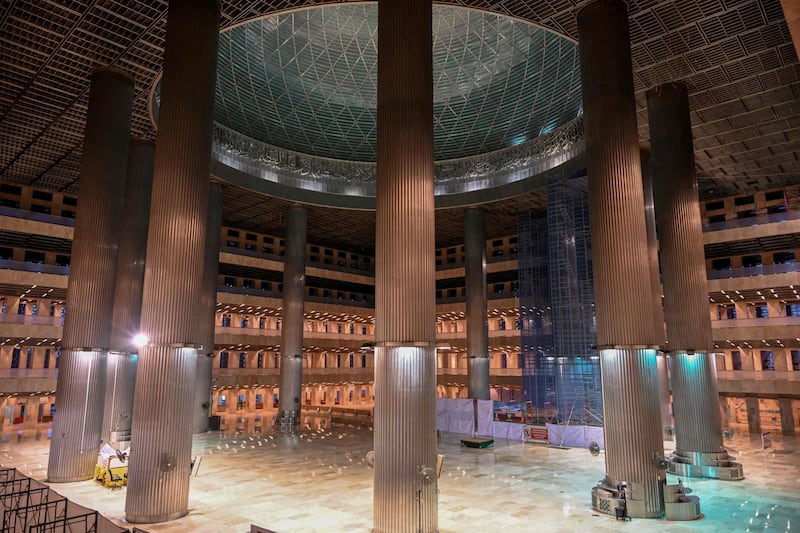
<box><xmin>0</xmin><ymin>414</ymin><xmax>797</xmax><ymax>533</ymax></box>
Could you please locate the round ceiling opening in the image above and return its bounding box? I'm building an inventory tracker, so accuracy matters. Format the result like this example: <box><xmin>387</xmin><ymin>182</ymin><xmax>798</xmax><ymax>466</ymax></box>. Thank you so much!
<box><xmin>212</xmin><ymin>5</ymin><xmax>583</xmax><ymax>162</ymax></box>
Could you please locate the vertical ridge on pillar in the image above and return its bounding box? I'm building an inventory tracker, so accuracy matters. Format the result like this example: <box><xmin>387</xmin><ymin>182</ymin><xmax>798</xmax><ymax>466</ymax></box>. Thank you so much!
<box><xmin>193</xmin><ymin>183</ymin><xmax>223</xmax><ymax>434</ymax></box>
<box><xmin>48</xmin><ymin>68</ymin><xmax>134</xmax><ymax>482</ymax></box>
<box><xmin>641</xmin><ymin>149</ymin><xmax>673</xmax><ymax>440</ymax></box>
<box><xmin>278</xmin><ymin>206</ymin><xmax>307</xmax><ymax>424</ymax></box>
<box><xmin>577</xmin><ymin>0</ymin><xmax>664</xmax><ymax>518</ymax></box>
<box><xmin>648</xmin><ymin>83</ymin><xmax>727</xmax><ymax>462</ymax></box>
<box><xmin>102</xmin><ymin>138</ymin><xmax>155</xmax><ymax>446</ymax></box>
<box><xmin>374</xmin><ymin>0</ymin><xmax>437</xmax><ymax>530</ymax></box>
<box><xmin>465</xmin><ymin>208</ymin><xmax>489</xmax><ymax>400</ymax></box>
<box><xmin>125</xmin><ymin>0</ymin><xmax>219</xmax><ymax>523</ymax></box>
<box><xmin>101</xmin><ymin>139</ymin><xmax>155</xmax><ymax>442</ymax></box>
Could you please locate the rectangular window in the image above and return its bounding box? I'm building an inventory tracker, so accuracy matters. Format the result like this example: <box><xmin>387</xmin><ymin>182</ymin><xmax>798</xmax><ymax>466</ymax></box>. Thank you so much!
<box><xmin>754</xmin><ymin>305</ymin><xmax>768</xmax><ymax>318</ymax></box>
<box><xmin>55</xmin><ymin>349</ymin><xmax>61</xmax><ymax>369</ymax></box>
<box><xmin>227</xmin><ymin>229</ymin><xmax>240</xmax><ymax>237</ymax></box>
<box><xmin>11</xmin><ymin>348</ymin><xmax>21</xmax><ymax>369</ymax></box>
<box><xmin>734</xmin><ymin>195</ymin><xmax>754</xmax><ymax>206</ymax></box>
<box><xmin>725</xmin><ymin>306</ymin><xmax>737</xmax><ymax>320</ymax></box>
<box><xmin>791</xmin><ymin>350</ymin><xmax>800</xmax><ymax>371</ymax></box>
<box><xmin>711</xmin><ymin>258</ymin><xmax>731</xmax><ymax>270</ymax></box>
<box><xmin>25</xmin><ymin>348</ymin><xmax>32</xmax><ymax>369</ymax></box>
<box><xmin>239</xmin><ymin>352</ymin><xmax>247</xmax><ymax>369</ymax></box>
<box><xmin>257</xmin><ymin>352</ymin><xmax>264</xmax><ymax>368</ymax></box>
<box><xmin>764</xmin><ymin>190</ymin><xmax>784</xmax><ymax>202</ymax></box>
<box><xmin>219</xmin><ymin>351</ymin><xmax>229</xmax><ymax>368</ymax></box>
<box><xmin>731</xmin><ymin>351</ymin><xmax>742</xmax><ymax>371</ymax></box>
<box><xmin>30</xmin><ymin>204</ymin><xmax>51</xmax><ymax>214</ymax></box>
<box><xmin>742</xmin><ymin>255</ymin><xmax>762</xmax><ymax>268</ymax></box>
<box><xmin>736</xmin><ymin>209</ymin><xmax>756</xmax><ymax>219</ymax></box>
<box><xmin>32</xmin><ymin>190</ymin><xmax>53</xmax><ymax>201</ymax></box>
<box><xmin>760</xmin><ymin>350</ymin><xmax>774</xmax><ymax>371</ymax></box>
<box><xmin>707</xmin><ymin>214</ymin><xmax>726</xmax><ymax>224</ymax></box>
<box><xmin>62</xmin><ymin>196</ymin><xmax>77</xmax><ymax>206</ymax></box>
<box><xmin>773</xmin><ymin>251</ymin><xmax>795</xmax><ymax>264</ymax></box>
<box><xmin>705</xmin><ymin>200</ymin><xmax>725</xmax><ymax>211</ymax></box>
<box><xmin>44</xmin><ymin>349</ymin><xmax>51</xmax><ymax>369</ymax></box>
<box><xmin>0</xmin><ymin>184</ymin><xmax>21</xmax><ymax>195</ymax></box>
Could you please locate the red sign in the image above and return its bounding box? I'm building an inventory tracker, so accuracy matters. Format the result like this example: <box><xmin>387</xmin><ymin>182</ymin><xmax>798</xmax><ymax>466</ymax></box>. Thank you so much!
<box><xmin>523</xmin><ymin>425</ymin><xmax>548</xmax><ymax>442</ymax></box>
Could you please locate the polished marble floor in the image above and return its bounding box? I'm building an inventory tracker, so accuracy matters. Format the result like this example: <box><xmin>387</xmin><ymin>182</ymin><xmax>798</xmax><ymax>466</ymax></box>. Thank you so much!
<box><xmin>0</xmin><ymin>416</ymin><xmax>797</xmax><ymax>533</ymax></box>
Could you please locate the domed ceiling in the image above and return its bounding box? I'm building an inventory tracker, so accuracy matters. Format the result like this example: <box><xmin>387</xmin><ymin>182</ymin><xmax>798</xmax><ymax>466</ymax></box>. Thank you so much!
<box><xmin>212</xmin><ymin>5</ymin><xmax>583</xmax><ymax>162</ymax></box>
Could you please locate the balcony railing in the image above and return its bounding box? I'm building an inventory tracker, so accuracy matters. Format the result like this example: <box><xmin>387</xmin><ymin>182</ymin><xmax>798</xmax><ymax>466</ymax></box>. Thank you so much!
<box><xmin>0</xmin><ymin>368</ymin><xmax>58</xmax><ymax>379</ymax></box>
<box><xmin>703</xmin><ymin>210</ymin><xmax>800</xmax><ymax>232</ymax></box>
<box><xmin>0</xmin><ymin>205</ymin><xmax>76</xmax><ymax>227</ymax></box>
<box><xmin>711</xmin><ymin>315</ymin><xmax>800</xmax><ymax>328</ymax></box>
<box><xmin>707</xmin><ymin>262</ymin><xmax>798</xmax><ymax>280</ymax></box>
<box><xmin>717</xmin><ymin>370</ymin><xmax>800</xmax><ymax>381</ymax></box>
<box><xmin>0</xmin><ymin>314</ymin><xmax>65</xmax><ymax>326</ymax></box>
<box><xmin>0</xmin><ymin>259</ymin><xmax>70</xmax><ymax>276</ymax></box>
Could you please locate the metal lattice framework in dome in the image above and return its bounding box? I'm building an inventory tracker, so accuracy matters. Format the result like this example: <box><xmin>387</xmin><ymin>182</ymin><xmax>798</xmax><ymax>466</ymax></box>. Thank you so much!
<box><xmin>210</xmin><ymin>5</ymin><xmax>584</xmax><ymax>162</ymax></box>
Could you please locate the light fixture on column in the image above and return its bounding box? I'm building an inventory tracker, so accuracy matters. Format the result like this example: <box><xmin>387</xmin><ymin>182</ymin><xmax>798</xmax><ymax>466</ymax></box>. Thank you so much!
<box><xmin>132</xmin><ymin>333</ymin><xmax>149</xmax><ymax>348</ymax></box>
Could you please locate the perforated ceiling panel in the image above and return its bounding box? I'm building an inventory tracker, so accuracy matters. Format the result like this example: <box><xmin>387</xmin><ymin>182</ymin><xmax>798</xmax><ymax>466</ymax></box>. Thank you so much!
<box><xmin>0</xmin><ymin>0</ymin><xmax>798</xmax><ymax>249</ymax></box>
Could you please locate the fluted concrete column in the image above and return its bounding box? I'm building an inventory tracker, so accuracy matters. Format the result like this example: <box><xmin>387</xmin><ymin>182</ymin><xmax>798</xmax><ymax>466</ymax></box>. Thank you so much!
<box><xmin>278</xmin><ymin>206</ymin><xmax>307</xmax><ymax>424</ymax></box>
<box><xmin>778</xmin><ymin>398</ymin><xmax>795</xmax><ymax>435</ymax></box>
<box><xmin>642</xmin><ymin>150</ymin><xmax>672</xmax><ymax>441</ymax></box>
<box><xmin>465</xmin><ymin>208</ymin><xmax>489</xmax><ymax>400</ymax></box>
<box><xmin>125</xmin><ymin>0</ymin><xmax>219</xmax><ymax>523</ymax></box>
<box><xmin>577</xmin><ymin>0</ymin><xmax>665</xmax><ymax>518</ymax></box>
<box><xmin>193</xmin><ymin>183</ymin><xmax>223</xmax><ymax>433</ymax></box>
<box><xmin>102</xmin><ymin>138</ymin><xmax>155</xmax><ymax>446</ymax></box>
<box><xmin>648</xmin><ymin>82</ymin><xmax>740</xmax><ymax>480</ymax></box>
<box><xmin>374</xmin><ymin>0</ymin><xmax>437</xmax><ymax>530</ymax></box>
<box><xmin>48</xmin><ymin>68</ymin><xmax>134</xmax><ymax>482</ymax></box>
<box><xmin>745</xmin><ymin>397</ymin><xmax>761</xmax><ymax>434</ymax></box>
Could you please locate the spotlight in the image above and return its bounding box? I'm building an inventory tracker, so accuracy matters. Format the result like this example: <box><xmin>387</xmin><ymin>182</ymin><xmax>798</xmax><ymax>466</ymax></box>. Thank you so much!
<box><xmin>132</xmin><ymin>333</ymin><xmax>149</xmax><ymax>348</ymax></box>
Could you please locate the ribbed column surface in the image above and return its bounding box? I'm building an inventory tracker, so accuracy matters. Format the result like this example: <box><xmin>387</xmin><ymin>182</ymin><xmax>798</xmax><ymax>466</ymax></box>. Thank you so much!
<box><xmin>640</xmin><ymin>150</ymin><xmax>665</xmax><ymax>347</ymax></box>
<box><xmin>125</xmin><ymin>346</ymin><xmax>196</xmax><ymax>523</ymax></box>
<box><xmin>464</xmin><ymin>208</ymin><xmax>489</xmax><ymax>400</ymax></box>
<box><xmin>600</xmin><ymin>349</ymin><xmax>665</xmax><ymax>517</ymax></box>
<box><xmin>648</xmin><ymin>83</ymin><xmax>713</xmax><ymax>351</ymax></box>
<box><xmin>374</xmin><ymin>346</ymin><xmax>438</xmax><ymax>533</ymax></box>
<box><xmin>648</xmin><ymin>82</ymin><xmax>722</xmax><ymax>456</ymax></box>
<box><xmin>577</xmin><ymin>0</ymin><xmax>656</xmax><ymax>346</ymax></box>
<box><xmin>193</xmin><ymin>183</ymin><xmax>223</xmax><ymax>433</ymax></box>
<box><xmin>578</xmin><ymin>0</ymin><xmax>663</xmax><ymax>518</ymax></box>
<box><xmin>278</xmin><ymin>206</ymin><xmax>307</xmax><ymax>421</ymax></box>
<box><xmin>374</xmin><ymin>0</ymin><xmax>437</xmax><ymax>530</ymax></box>
<box><xmin>671</xmin><ymin>353</ymin><xmax>723</xmax><ymax>453</ymax></box>
<box><xmin>126</xmin><ymin>0</ymin><xmax>219</xmax><ymax>523</ymax></box>
<box><xmin>49</xmin><ymin>68</ymin><xmax>134</xmax><ymax>482</ymax></box>
<box><xmin>102</xmin><ymin>138</ymin><xmax>154</xmax><ymax>445</ymax></box>
<box><xmin>656</xmin><ymin>355</ymin><xmax>673</xmax><ymax>440</ymax></box>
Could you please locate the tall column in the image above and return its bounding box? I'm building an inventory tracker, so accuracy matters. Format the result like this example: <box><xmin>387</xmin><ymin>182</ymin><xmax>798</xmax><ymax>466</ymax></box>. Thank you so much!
<box><xmin>464</xmin><ymin>208</ymin><xmax>489</xmax><ymax>400</ymax></box>
<box><xmin>278</xmin><ymin>205</ymin><xmax>307</xmax><ymax>425</ymax></box>
<box><xmin>641</xmin><ymin>150</ymin><xmax>673</xmax><ymax>441</ymax></box>
<box><xmin>48</xmin><ymin>68</ymin><xmax>134</xmax><ymax>482</ymax></box>
<box><xmin>125</xmin><ymin>0</ymin><xmax>219</xmax><ymax>523</ymax></box>
<box><xmin>374</xmin><ymin>0</ymin><xmax>437</xmax><ymax>530</ymax></box>
<box><xmin>577</xmin><ymin>0</ymin><xmax>665</xmax><ymax>519</ymax></box>
<box><xmin>193</xmin><ymin>183</ymin><xmax>223</xmax><ymax>433</ymax></box>
<box><xmin>102</xmin><ymin>138</ymin><xmax>155</xmax><ymax>446</ymax></box>
<box><xmin>778</xmin><ymin>398</ymin><xmax>795</xmax><ymax>435</ymax></box>
<box><xmin>648</xmin><ymin>82</ymin><xmax>742</xmax><ymax>481</ymax></box>
<box><xmin>745</xmin><ymin>397</ymin><xmax>761</xmax><ymax>434</ymax></box>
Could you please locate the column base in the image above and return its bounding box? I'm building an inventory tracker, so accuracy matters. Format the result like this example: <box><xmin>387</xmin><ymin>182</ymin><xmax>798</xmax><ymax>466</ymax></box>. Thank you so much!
<box><xmin>126</xmin><ymin>509</ymin><xmax>189</xmax><ymax>524</ymax></box>
<box><xmin>591</xmin><ymin>478</ymin><xmax>663</xmax><ymax>519</ymax></box>
<box><xmin>276</xmin><ymin>410</ymin><xmax>299</xmax><ymax>426</ymax></box>
<box><xmin>668</xmin><ymin>450</ymin><xmax>744</xmax><ymax>480</ymax></box>
<box><xmin>664</xmin><ymin>482</ymin><xmax>702</xmax><ymax>520</ymax></box>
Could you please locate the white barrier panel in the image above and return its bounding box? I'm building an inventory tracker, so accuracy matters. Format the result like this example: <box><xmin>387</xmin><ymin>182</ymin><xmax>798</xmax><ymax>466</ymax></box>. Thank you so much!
<box><xmin>546</xmin><ymin>424</ymin><xmax>605</xmax><ymax>448</ymax></box>
<box><xmin>476</xmin><ymin>400</ymin><xmax>494</xmax><ymax>437</ymax></box>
